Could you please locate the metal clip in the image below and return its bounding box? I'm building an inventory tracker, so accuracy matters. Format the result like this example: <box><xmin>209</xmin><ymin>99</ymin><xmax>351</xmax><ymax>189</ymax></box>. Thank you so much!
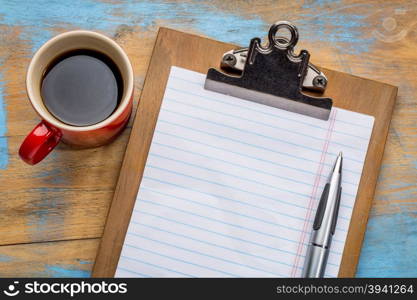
<box><xmin>220</xmin><ymin>40</ymin><xmax>328</xmax><ymax>92</ymax></box>
<box><xmin>205</xmin><ymin>21</ymin><xmax>332</xmax><ymax>120</ymax></box>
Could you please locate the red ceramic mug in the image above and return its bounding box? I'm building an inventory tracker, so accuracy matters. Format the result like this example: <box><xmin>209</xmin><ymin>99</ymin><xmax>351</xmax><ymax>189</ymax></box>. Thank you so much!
<box><xmin>19</xmin><ymin>30</ymin><xmax>134</xmax><ymax>165</ymax></box>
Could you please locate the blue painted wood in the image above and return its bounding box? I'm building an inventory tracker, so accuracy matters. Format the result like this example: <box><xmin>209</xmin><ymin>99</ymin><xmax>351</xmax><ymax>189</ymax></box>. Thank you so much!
<box><xmin>357</xmin><ymin>213</ymin><xmax>417</xmax><ymax>277</ymax></box>
<box><xmin>0</xmin><ymin>0</ymin><xmax>415</xmax><ymax>277</ymax></box>
<box><xmin>44</xmin><ymin>265</ymin><xmax>90</xmax><ymax>278</ymax></box>
<box><xmin>0</xmin><ymin>59</ymin><xmax>8</xmax><ymax>169</ymax></box>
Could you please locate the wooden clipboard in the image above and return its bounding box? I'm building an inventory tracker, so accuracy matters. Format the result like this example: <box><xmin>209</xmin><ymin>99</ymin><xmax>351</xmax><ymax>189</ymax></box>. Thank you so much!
<box><xmin>92</xmin><ymin>27</ymin><xmax>398</xmax><ymax>277</ymax></box>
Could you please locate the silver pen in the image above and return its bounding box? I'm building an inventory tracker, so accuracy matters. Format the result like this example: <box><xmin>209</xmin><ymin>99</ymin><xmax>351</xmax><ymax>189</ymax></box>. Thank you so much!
<box><xmin>302</xmin><ymin>152</ymin><xmax>343</xmax><ymax>278</ymax></box>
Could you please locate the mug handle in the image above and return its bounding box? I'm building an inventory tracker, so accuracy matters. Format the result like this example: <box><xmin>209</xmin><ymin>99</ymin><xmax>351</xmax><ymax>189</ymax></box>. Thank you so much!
<box><xmin>19</xmin><ymin>121</ymin><xmax>62</xmax><ymax>165</ymax></box>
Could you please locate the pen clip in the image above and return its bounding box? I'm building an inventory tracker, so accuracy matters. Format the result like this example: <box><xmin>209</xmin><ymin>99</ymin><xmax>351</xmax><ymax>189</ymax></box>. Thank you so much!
<box><xmin>313</xmin><ymin>183</ymin><xmax>330</xmax><ymax>230</ymax></box>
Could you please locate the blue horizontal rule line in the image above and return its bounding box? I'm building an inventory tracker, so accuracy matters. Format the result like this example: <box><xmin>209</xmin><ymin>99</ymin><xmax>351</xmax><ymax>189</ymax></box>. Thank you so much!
<box><xmin>164</xmin><ymin>97</ymin><xmax>367</xmax><ymax>153</ymax></box>
<box><xmin>152</xmin><ymin>141</ymin><xmax>316</xmax><ymax>186</ymax></box>
<box><xmin>137</xmin><ymin>199</ymin><xmax>304</xmax><ymax>245</ymax></box>
<box><xmin>146</xmin><ymin>164</ymin><xmax>353</xmax><ymax>220</ymax></box>
<box><xmin>116</xmin><ymin>266</ymin><xmax>151</xmax><ymax>278</ymax></box>
<box><xmin>143</xmin><ymin>175</ymin><xmax>304</xmax><ymax>220</ymax></box>
<box><xmin>168</xmin><ymin>80</ymin><xmax>372</xmax><ymax>133</ymax></box>
<box><xmin>137</xmin><ymin>209</ymin><xmax>305</xmax><ymax>257</ymax></box>
<box><xmin>141</xmin><ymin>186</ymin><xmax>346</xmax><ymax>244</ymax></box>
<box><xmin>120</xmin><ymin>255</ymin><xmax>195</xmax><ymax>277</ymax></box>
<box><xmin>155</xmin><ymin>130</ymin><xmax>358</xmax><ymax>187</ymax></box>
<box><xmin>137</xmin><ymin>199</ymin><xmax>345</xmax><ymax>254</ymax></box>
<box><xmin>157</xmin><ymin>119</ymin><xmax>362</xmax><ymax>175</ymax></box>
<box><xmin>142</xmin><ymin>175</ymin><xmax>349</xmax><ymax>229</ymax></box>
<box><xmin>133</xmin><ymin>221</ymin><xmax>296</xmax><ymax>271</ymax></box>
<box><xmin>160</xmin><ymin>108</ymin><xmax>365</xmax><ymax>165</ymax></box>
<box><xmin>134</xmin><ymin>209</ymin><xmax>343</xmax><ymax>264</ymax></box>
<box><xmin>148</xmin><ymin>151</ymin><xmax>356</xmax><ymax>206</ymax></box>
<box><xmin>152</xmin><ymin>141</ymin><xmax>358</xmax><ymax>193</ymax></box>
<box><xmin>124</xmin><ymin>243</ymin><xmax>238</xmax><ymax>277</ymax></box>
<box><xmin>169</xmin><ymin>76</ymin><xmax>373</xmax><ymax>131</ymax></box>
<box><xmin>127</xmin><ymin>230</ymin><xmax>283</xmax><ymax>277</ymax></box>
<box><xmin>147</xmin><ymin>164</ymin><xmax>308</xmax><ymax>210</ymax></box>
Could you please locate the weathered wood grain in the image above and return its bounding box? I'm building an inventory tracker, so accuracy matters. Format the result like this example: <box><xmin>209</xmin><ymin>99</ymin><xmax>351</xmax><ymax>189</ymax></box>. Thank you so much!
<box><xmin>0</xmin><ymin>239</ymin><xmax>98</xmax><ymax>277</ymax></box>
<box><xmin>0</xmin><ymin>0</ymin><xmax>415</xmax><ymax>277</ymax></box>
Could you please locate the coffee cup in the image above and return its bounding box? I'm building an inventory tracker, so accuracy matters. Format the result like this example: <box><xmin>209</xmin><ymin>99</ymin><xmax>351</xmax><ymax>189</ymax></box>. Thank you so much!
<box><xmin>19</xmin><ymin>30</ymin><xmax>134</xmax><ymax>165</ymax></box>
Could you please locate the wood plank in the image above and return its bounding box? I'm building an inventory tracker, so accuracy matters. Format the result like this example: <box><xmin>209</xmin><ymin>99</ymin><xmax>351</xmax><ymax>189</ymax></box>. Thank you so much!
<box><xmin>0</xmin><ymin>239</ymin><xmax>98</xmax><ymax>277</ymax></box>
<box><xmin>92</xmin><ymin>27</ymin><xmax>397</xmax><ymax>277</ymax></box>
<box><xmin>0</xmin><ymin>0</ymin><xmax>415</xmax><ymax>277</ymax></box>
<box><xmin>0</xmin><ymin>132</ymin><xmax>129</xmax><ymax>245</ymax></box>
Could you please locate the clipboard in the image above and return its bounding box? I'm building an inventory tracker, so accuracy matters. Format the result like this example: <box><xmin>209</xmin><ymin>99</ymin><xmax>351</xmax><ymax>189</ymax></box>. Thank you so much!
<box><xmin>92</xmin><ymin>26</ymin><xmax>398</xmax><ymax>277</ymax></box>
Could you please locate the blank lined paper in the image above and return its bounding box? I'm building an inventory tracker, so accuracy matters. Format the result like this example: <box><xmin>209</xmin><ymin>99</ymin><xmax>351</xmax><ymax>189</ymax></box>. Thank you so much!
<box><xmin>115</xmin><ymin>66</ymin><xmax>374</xmax><ymax>278</ymax></box>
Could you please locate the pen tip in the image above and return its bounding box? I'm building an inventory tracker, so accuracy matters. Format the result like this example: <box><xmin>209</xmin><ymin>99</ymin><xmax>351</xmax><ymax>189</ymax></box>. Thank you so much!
<box><xmin>339</xmin><ymin>151</ymin><xmax>343</xmax><ymax>157</ymax></box>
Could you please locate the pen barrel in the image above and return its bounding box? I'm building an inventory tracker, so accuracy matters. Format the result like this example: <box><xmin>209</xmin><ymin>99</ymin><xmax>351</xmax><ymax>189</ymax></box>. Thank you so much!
<box><xmin>301</xmin><ymin>244</ymin><xmax>329</xmax><ymax>278</ymax></box>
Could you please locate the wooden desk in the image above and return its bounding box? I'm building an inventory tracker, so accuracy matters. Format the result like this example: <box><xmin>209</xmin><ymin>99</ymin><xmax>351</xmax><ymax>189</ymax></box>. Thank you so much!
<box><xmin>0</xmin><ymin>0</ymin><xmax>415</xmax><ymax>277</ymax></box>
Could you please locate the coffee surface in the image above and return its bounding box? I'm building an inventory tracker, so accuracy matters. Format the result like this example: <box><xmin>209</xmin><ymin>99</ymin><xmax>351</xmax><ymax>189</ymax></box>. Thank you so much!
<box><xmin>41</xmin><ymin>50</ymin><xmax>123</xmax><ymax>126</ymax></box>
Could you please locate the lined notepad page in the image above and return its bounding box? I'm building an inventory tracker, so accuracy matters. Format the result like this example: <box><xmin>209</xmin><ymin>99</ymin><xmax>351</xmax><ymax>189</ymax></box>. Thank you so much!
<box><xmin>116</xmin><ymin>66</ymin><xmax>374</xmax><ymax>278</ymax></box>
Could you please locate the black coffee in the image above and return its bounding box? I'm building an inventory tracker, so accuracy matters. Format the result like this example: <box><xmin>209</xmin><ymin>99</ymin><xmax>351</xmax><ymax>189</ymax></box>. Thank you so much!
<box><xmin>41</xmin><ymin>49</ymin><xmax>123</xmax><ymax>126</ymax></box>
